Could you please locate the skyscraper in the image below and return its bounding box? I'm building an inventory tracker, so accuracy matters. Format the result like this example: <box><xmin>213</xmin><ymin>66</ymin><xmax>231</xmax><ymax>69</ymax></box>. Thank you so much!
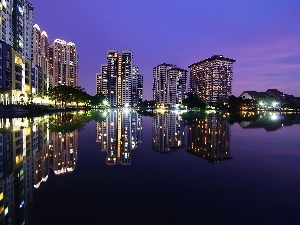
<box><xmin>137</xmin><ymin>72</ymin><xmax>143</xmax><ymax>104</ymax></box>
<box><xmin>167</xmin><ymin>67</ymin><xmax>187</xmax><ymax>105</ymax></box>
<box><xmin>49</xmin><ymin>39</ymin><xmax>78</xmax><ymax>87</ymax></box>
<box><xmin>153</xmin><ymin>63</ymin><xmax>187</xmax><ymax>106</ymax></box>
<box><xmin>96</xmin><ymin>50</ymin><xmax>142</xmax><ymax>107</ymax></box>
<box><xmin>189</xmin><ymin>55</ymin><xmax>236</xmax><ymax>105</ymax></box>
<box><xmin>0</xmin><ymin>0</ymin><xmax>34</xmax><ymax>104</ymax></box>
<box><xmin>32</xmin><ymin>24</ymin><xmax>50</xmax><ymax>95</ymax></box>
<box><xmin>132</xmin><ymin>65</ymin><xmax>143</xmax><ymax>105</ymax></box>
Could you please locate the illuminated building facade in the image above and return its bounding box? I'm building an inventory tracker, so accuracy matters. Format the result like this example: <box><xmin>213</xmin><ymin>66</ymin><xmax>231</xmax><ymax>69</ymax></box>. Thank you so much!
<box><xmin>189</xmin><ymin>55</ymin><xmax>235</xmax><ymax>105</ymax></box>
<box><xmin>187</xmin><ymin>113</ymin><xmax>231</xmax><ymax>162</ymax></box>
<box><xmin>153</xmin><ymin>63</ymin><xmax>173</xmax><ymax>104</ymax></box>
<box><xmin>49</xmin><ymin>39</ymin><xmax>78</xmax><ymax>87</ymax></box>
<box><xmin>153</xmin><ymin>63</ymin><xmax>187</xmax><ymax>106</ymax></box>
<box><xmin>0</xmin><ymin>0</ymin><xmax>34</xmax><ymax>104</ymax></box>
<box><xmin>137</xmin><ymin>71</ymin><xmax>143</xmax><ymax>105</ymax></box>
<box><xmin>32</xmin><ymin>24</ymin><xmax>50</xmax><ymax>95</ymax></box>
<box><xmin>167</xmin><ymin>68</ymin><xmax>187</xmax><ymax>105</ymax></box>
<box><xmin>132</xmin><ymin>65</ymin><xmax>143</xmax><ymax>105</ymax></box>
<box><xmin>96</xmin><ymin>72</ymin><xmax>101</xmax><ymax>94</ymax></box>
<box><xmin>96</xmin><ymin>64</ymin><xmax>108</xmax><ymax>96</ymax></box>
<box><xmin>121</xmin><ymin>51</ymin><xmax>133</xmax><ymax>106</ymax></box>
<box><xmin>152</xmin><ymin>112</ymin><xmax>185</xmax><ymax>152</ymax></box>
<box><xmin>96</xmin><ymin>110</ymin><xmax>142</xmax><ymax>165</ymax></box>
<box><xmin>96</xmin><ymin>50</ymin><xmax>142</xmax><ymax>107</ymax></box>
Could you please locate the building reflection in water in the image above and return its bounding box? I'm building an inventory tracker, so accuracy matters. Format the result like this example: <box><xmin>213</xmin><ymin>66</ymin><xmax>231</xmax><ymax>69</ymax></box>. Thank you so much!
<box><xmin>239</xmin><ymin>111</ymin><xmax>300</xmax><ymax>132</ymax></box>
<box><xmin>152</xmin><ymin>111</ymin><xmax>186</xmax><ymax>153</ymax></box>
<box><xmin>0</xmin><ymin>113</ymin><xmax>78</xmax><ymax>224</ymax></box>
<box><xmin>187</xmin><ymin>113</ymin><xmax>231</xmax><ymax>163</ymax></box>
<box><xmin>96</xmin><ymin>109</ymin><xmax>142</xmax><ymax>165</ymax></box>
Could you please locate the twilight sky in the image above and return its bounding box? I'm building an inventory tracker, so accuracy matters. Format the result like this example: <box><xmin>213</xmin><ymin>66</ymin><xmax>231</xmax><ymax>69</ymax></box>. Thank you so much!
<box><xmin>30</xmin><ymin>0</ymin><xmax>300</xmax><ymax>100</ymax></box>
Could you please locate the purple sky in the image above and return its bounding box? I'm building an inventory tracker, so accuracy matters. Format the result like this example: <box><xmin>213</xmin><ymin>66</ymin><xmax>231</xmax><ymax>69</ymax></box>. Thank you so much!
<box><xmin>30</xmin><ymin>0</ymin><xmax>300</xmax><ymax>100</ymax></box>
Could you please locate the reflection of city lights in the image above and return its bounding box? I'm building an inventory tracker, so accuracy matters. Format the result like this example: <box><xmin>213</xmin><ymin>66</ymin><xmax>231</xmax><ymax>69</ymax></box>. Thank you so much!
<box><xmin>123</xmin><ymin>107</ymin><xmax>130</xmax><ymax>114</ymax></box>
<box><xmin>270</xmin><ymin>114</ymin><xmax>278</xmax><ymax>121</ymax></box>
<box><xmin>102</xmin><ymin>111</ymin><xmax>108</xmax><ymax>117</ymax></box>
<box><xmin>272</xmin><ymin>102</ymin><xmax>278</xmax><ymax>107</ymax></box>
<box><xmin>103</xmin><ymin>99</ymin><xmax>109</xmax><ymax>106</ymax></box>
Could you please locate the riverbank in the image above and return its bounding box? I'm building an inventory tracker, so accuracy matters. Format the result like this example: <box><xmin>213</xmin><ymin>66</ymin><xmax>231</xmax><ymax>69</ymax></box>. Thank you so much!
<box><xmin>0</xmin><ymin>104</ymin><xmax>89</xmax><ymax>118</ymax></box>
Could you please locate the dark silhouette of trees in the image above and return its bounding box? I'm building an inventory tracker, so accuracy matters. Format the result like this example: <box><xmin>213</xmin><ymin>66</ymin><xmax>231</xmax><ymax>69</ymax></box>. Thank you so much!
<box><xmin>182</xmin><ymin>93</ymin><xmax>208</xmax><ymax>109</ymax></box>
<box><xmin>47</xmin><ymin>85</ymin><xmax>107</xmax><ymax>108</ymax></box>
<box><xmin>137</xmin><ymin>100</ymin><xmax>156</xmax><ymax>108</ymax></box>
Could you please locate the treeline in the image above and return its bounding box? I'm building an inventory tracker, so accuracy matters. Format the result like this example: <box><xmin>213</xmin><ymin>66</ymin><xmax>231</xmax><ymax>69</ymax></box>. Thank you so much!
<box><xmin>217</xmin><ymin>95</ymin><xmax>300</xmax><ymax>111</ymax></box>
<box><xmin>47</xmin><ymin>85</ymin><xmax>107</xmax><ymax>107</ymax></box>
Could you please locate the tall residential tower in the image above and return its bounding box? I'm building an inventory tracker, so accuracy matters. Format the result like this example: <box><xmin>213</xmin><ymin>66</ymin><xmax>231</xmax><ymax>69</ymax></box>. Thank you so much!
<box><xmin>189</xmin><ymin>55</ymin><xmax>236</xmax><ymax>105</ymax></box>
<box><xmin>32</xmin><ymin>24</ymin><xmax>50</xmax><ymax>95</ymax></box>
<box><xmin>49</xmin><ymin>39</ymin><xmax>78</xmax><ymax>87</ymax></box>
<box><xmin>153</xmin><ymin>63</ymin><xmax>187</xmax><ymax>106</ymax></box>
<box><xmin>0</xmin><ymin>0</ymin><xmax>34</xmax><ymax>104</ymax></box>
<box><xmin>96</xmin><ymin>50</ymin><xmax>142</xmax><ymax>107</ymax></box>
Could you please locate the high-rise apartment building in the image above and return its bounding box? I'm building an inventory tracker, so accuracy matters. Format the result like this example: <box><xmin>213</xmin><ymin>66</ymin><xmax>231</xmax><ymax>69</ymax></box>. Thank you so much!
<box><xmin>96</xmin><ymin>50</ymin><xmax>142</xmax><ymax>107</ymax></box>
<box><xmin>0</xmin><ymin>0</ymin><xmax>34</xmax><ymax>104</ymax></box>
<box><xmin>153</xmin><ymin>63</ymin><xmax>173</xmax><ymax>104</ymax></box>
<box><xmin>0</xmin><ymin>0</ymin><xmax>13</xmax><ymax>45</ymax></box>
<box><xmin>121</xmin><ymin>50</ymin><xmax>133</xmax><ymax>105</ymax></box>
<box><xmin>189</xmin><ymin>55</ymin><xmax>236</xmax><ymax>105</ymax></box>
<box><xmin>32</xmin><ymin>24</ymin><xmax>50</xmax><ymax>95</ymax></box>
<box><xmin>33</xmin><ymin>24</ymin><xmax>49</xmax><ymax>71</ymax></box>
<box><xmin>132</xmin><ymin>65</ymin><xmax>143</xmax><ymax>105</ymax></box>
<box><xmin>137</xmin><ymin>71</ymin><xmax>143</xmax><ymax>105</ymax></box>
<box><xmin>153</xmin><ymin>63</ymin><xmax>187</xmax><ymax>106</ymax></box>
<box><xmin>49</xmin><ymin>39</ymin><xmax>78</xmax><ymax>87</ymax></box>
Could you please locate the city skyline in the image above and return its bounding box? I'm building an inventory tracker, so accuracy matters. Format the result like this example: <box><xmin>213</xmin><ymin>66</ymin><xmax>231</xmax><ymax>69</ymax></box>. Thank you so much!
<box><xmin>30</xmin><ymin>0</ymin><xmax>300</xmax><ymax>100</ymax></box>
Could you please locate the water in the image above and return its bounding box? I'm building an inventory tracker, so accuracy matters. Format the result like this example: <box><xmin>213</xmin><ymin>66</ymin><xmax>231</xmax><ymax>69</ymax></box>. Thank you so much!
<box><xmin>0</xmin><ymin>110</ymin><xmax>299</xmax><ymax>225</ymax></box>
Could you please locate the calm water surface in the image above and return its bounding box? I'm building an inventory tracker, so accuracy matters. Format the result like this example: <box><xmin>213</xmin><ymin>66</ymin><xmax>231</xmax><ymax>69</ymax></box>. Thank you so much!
<box><xmin>1</xmin><ymin>111</ymin><xmax>300</xmax><ymax>225</ymax></box>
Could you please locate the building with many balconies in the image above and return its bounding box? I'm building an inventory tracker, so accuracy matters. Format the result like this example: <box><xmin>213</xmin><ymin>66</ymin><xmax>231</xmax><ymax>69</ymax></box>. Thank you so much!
<box><xmin>189</xmin><ymin>55</ymin><xmax>235</xmax><ymax>106</ymax></box>
<box><xmin>153</xmin><ymin>63</ymin><xmax>187</xmax><ymax>106</ymax></box>
<box><xmin>96</xmin><ymin>50</ymin><xmax>142</xmax><ymax>107</ymax></box>
<box><xmin>49</xmin><ymin>39</ymin><xmax>78</xmax><ymax>88</ymax></box>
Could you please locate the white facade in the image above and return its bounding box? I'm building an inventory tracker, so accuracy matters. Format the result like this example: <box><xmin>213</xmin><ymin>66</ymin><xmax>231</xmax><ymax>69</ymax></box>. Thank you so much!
<box><xmin>240</xmin><ymin>92</ymin><xmax>255</xmax><ymax>100</ymax></box>
<box><xmin>33</xmin><ymin>24</ymin><xmax>49</xmax><ymax>72</ymax></box>
<box><xmin>167</xmin><ymin>68</ymin><xmax>187</xmax><ymax>105</ymax></box>
<box><xmin>121</xmin><ymin>50</ymin><xmax>133</xmax><ymax>106</ymax></box>
<box><xmin>49</xmin><ymin>39</ymin><xmax>78</xmax><ymax>87</ymax></box>
<box><xmin>153</xmin><ymin>63</ymin><xmax>174</xmax><ymax>104</ymax></box>
<box><xmin>23</xmin><ymin>2</ymin><xmax>34</xmax><ymax>59</ymax></box>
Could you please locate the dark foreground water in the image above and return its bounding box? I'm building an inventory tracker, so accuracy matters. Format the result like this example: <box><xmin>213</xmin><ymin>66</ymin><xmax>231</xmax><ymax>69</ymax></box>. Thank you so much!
<box><xmin>1</xmin><ymin>111</ymin><xmax>300</xmax><ymax>225</ymax></box>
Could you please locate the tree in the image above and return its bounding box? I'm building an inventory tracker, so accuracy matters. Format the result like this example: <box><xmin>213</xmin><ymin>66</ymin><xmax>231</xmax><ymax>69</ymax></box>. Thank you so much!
<box><xmin>89</xmin><ymin>93</ymin><xmax>106</xmax><ymax>107</ymax></box>
<box><xmin>48</xmin><ymin>85</ymin><xmax>72</xmax><ymax>107</ymax></box>
<box><xmin>182</xmin><ymin>93</ymin><xmax>208</xmax><ymax>109</ymax></box>
<box><xmin>137</xmin><ymin>100</ymin><xmax>156</xmax><ymax>108</ymax></box>
<box><xmin>71</xmin><ymin>86</ymin><xmax>86</xmax><ymax>108</ymax></box>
